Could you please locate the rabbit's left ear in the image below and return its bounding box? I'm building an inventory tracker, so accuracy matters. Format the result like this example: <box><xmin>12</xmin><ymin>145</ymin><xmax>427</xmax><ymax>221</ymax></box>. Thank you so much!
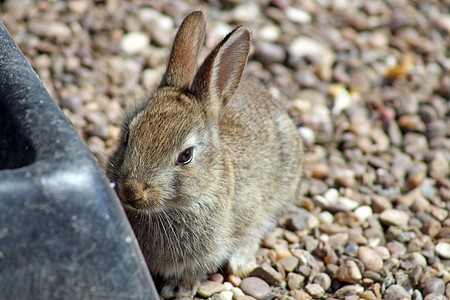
<box><xmin>160</xmin><ymin>10</ymin><xmax>206</xmax><ymax>89</ymax></box>
<box><xmin>191</xmin><ymin>26</ymin><xmax>251</xmax><ymax>111</ymax></box>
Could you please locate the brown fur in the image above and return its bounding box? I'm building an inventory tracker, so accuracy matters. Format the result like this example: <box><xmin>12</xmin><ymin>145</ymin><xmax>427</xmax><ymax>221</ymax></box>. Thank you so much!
<box><xmin>107</xmin><ymin>10</ymin><xmax>303</xmax><ymax>299</ymax></box>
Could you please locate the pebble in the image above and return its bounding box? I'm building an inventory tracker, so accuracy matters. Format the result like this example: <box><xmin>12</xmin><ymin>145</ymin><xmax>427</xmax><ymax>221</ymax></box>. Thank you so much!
<box><xmin>228</xmin><ymin>274</ymin><xmax>242</xmax><ymax>287</ymax></box>
<box><xmin>337</xmin><ymin>260</ymin><xmax>362</xmax><ymax>284</ymax></box>
<box><xmin>278</xmin><ymin>256</ymin><xmax>299</xmax><ymax>272</ymax></box>
<box><xmin>27</xmin><ymin>20</ymin><xmax>72</xmax><ymax>41</ymax></box>
<box><xmin>354</xmin><ymin>205</ymin><xmax>373</xmax><ymax>222</ymax></box>
<box><xmin>240</xmin><ymin>277</ymin><xmax>271</xmax><ymax>300</ymax></box>
<box><xmin>423</xmin><ymin>278</ymin><xmax>445</xmax><ymax>296</ymax></box>
<box><xmin>424</xmin><ymin>293</ymin><xmax>447</xmax><ymax>300</ymax></box>
<box><xmin>249</xmin><ymin>263</ymin><xmax>284</xmax><ymax>286</ymax></box>
<box><xmin>289</xmin><ymin>289</ymin><xmax>312</xmax><ymax>300</ymax></box>
<box><xmin>197</xmin><ymin>281</ymin><xmax>228</xmax><ymax>298</ymax></box>
<box><xmin>255</xmin><ymin>41</ymin><xmax>286</xmax><ymax>65</ymax></box>
<box><xmin>285</xmin><ymin>7</ymin><xmax>311</xmax><ymax>24</ymax></box>
<box><xmin>120</xmin><ymin>31</ymin><xmax>150</xmax><ymax>55</ymax></box>
<box><xmin>304</xmin><ymin>283</ymin><xmax>325</xmax><ymax>298</ymax></box>
<box><xmin>401</xmin><ymin>252</ymin><xmax>427</xmax><ymax>269</ymax></box>
<box><xmin>429</xmin><ymin>152</ymin><xmax>450</xmax><ymax>179</ymax></box>
<box><xmin>333</xmin><ymin>285</ymin><xmax>364</xmax><ymax>298</ymax></box>
<box><xmin>289</xmin><ymin>36</ymin><xmax>329</xmax><ymax>60</ymax></box>
<box><xmin>383</xmin><ymin>284</ymin><xmax>410</xmax><ymax>300</ymax></box>
<box><xmin>379</xmin><ymin>209</ymin><xmax>410</xmax><ymax>227</ymax></box>
<box><xmin>231</xmin><ymin>2</ymin><xmax>260</xmax><ymax>23</ymax></box>
<box><xmin>258</xmin><ymin>24</ymin><xmax>281</xmax><ymax>42</ymax></box>
<box><xmin>312</xmin><ymin>273</ymin><xmax>332</xmax><ymax>291</ymax></box>
<box><xmin>211</xmin><ymin>290</ymin><xmax>234</xmax><ymax>300</ymax></box>
<box><xmin>286</xmin><ymin>272</ymin><xmax>305</xmax><ymax>290</ymax></box>
<box><xmin>284</xmin><ymin>208</ymin><xmax>310</xmax><ymax>231</ymax></box>
<box><xmin>231</xmin><ymin>286</ymin><xmax>245</xmax><ymax>297</ymax></box>
<box><xmin>435</xmin><ymin>242</ymin><xmax>450</xmax><ymax>259</ymax></box>
<box><xmin>357</xmin><ymin>246</ymin><xmax>383</xmax><ymax>272</ymax></box>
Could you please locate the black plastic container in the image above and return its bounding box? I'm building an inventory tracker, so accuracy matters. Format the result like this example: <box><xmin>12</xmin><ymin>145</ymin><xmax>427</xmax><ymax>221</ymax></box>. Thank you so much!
<box><xmin>0</xmin><ymin>21</ymin><xmax>158</xmax><ymax>299</ymax></box>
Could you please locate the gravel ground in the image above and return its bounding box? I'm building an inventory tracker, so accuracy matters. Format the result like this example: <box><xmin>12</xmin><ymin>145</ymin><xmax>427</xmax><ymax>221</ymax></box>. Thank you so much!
<box><xmin>2</xmin><ymin>0</ymin><xmax>449</xmax><ymax>299</ymax></box>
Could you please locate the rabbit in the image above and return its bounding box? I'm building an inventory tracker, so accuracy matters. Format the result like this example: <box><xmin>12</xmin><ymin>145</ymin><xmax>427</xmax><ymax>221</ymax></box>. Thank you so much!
<box><xmin>106</xmin><ymin>9</ymin><xmax>303</xmax><ymax>299</ymax></box>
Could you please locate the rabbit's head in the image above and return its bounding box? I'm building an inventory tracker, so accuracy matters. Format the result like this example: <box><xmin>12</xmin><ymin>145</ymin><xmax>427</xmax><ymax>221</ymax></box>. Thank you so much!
<box><xmin>108</xmin><ymin>10</ymin><xmax>251</xmax><ymax>213</ymax></box>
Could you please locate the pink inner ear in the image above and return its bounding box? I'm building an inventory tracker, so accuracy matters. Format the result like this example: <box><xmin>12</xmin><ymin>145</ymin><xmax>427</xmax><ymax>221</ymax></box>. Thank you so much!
<box><xmin>214</xmin><ymin>31</ymin><xmax>250</xmax><ymax>101</ymax></box>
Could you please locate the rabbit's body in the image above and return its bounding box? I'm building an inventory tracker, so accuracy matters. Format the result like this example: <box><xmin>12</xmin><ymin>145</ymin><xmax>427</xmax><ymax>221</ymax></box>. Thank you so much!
<box><xmin>107</xmin><ymin>10</ymin><xmax>302</xmax><ymax>298</ymax></box>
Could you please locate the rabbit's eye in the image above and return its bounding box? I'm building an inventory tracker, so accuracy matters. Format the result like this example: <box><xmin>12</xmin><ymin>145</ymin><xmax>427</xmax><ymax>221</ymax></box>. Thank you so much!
<box><xmin>177</xmin><ymin>147</ymin><xmax>193</xmax><ymax>165</ymax></box>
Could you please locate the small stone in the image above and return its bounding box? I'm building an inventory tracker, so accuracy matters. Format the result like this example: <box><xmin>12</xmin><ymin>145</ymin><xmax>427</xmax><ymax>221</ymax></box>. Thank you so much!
<box><xmin>379</xmin><ymin>209</ymin><xmax>410</xmax><ymax>227</ymax></box>
<box><xmin>289</xmin><ymin>37</ymin><xmax>328</xmax><ymax>59</ymax></box>
<box><xmin>354</xmin><ymin>205</ymin><xmax>373</xmax><ymax>222</ymax></box>
<box><xmin>235</xmin><ymin>296</ymin><xmax>257</xmax><ymax>300</ymax></box>
<box><xmin>318</xmin><ymin>211</ymin><xmax>334</xmax><ymax>224</ymax></box>
<box><xmin>231</xmin><ymin>2</ymin><xmax>260</xmax><ymax>23</ymax></box>
<box><xmin>371</xmin><ymin>195</ymin><xmax>393</xmax><ymax>213</ymax></box>
<box><xmin>407</xmin><ymin>168</ymin><xmax>426</xmax><ymax>189</ymax></box>
<box><xmin>398</xmin><ymin>114</ymin><xmax>426</xmax><ymax>132</ymax></box>
<box><xmin>210</xmin><ymin>273</ymin><xmax>224</xmax><ymax>283</ymax></box>
<box><xmin>429</xmin><ymin>152</ymin><xmax>450</xmax><ymax>179</ymax></box>
<box><xmin>333</xmin><ymin>285</ymin><xmax>364</xmax><ymax>298</ymax></box>
<box><xmin>412</xmin><ymin>289</ymin><xmax>423</xmax><ymax>300</ymax></box>
<box><xmin>197</xmin><ymin>281</ymin><xmax>228</xmax><ymax>298</ymax></box>
<box><xmin>334</xmin><ymin>169</ymin><xmax>357</xmax><ymax>188</ymax></box>
<box><xmin>384</xmin><ymin>284</ymin><xmax>410</xmax><ymax>300</ymax></box>
<box><xmin>278</xmin><ymin>256</ymin><xmax>299</xmax><ymax>272</ymax></box>
<box><xmin>410</xmin><ymin>265</ymin><xmax>423</xmax><ymax>287</ymax></box>
<box><xmin>249</xmin><ymin>262</ymin><xmax>283</xmax><ymax>286</ymax></box>
<box><xmin>284</xmin><ymin>208</ymin><xmax>310</xmax><ymax>231</ymax></box>
<box><xmin>287</xmin><ymin>272</ymin><xmax>305</xmax><ymax>290</ymax></box>
<box><xmin>289</xmin><ymin>289</ymin><xmax>312</xmax><ymax>300</ymax></box>
<box><xmin>258</xmin><ymin>24</ymin><xmax>281</xmax><ymax>42</ymax></box>
<box><xmin>240</xmin><ymin>277</ymin><xmax>271</xmax><ymax>300</ymax></box>
<box><xmin>429</xmin><ymin>206</ymin><xmax>448</xmax><ymax>222</ymax></box>
<box><xmin>359</xmin><ymin>290</ymin><xmax>378</xmax><ymax>300</ymax></box>
<box><xmin>211</xmin><ymin>290</ymin><xmax>234</xmax><ymax>300</ymax></box>
<box><xmin>298</xmin><ymin>127</ymin><xmax>316</xmax><ymax>148</ymax></box>
<box><xmin>304</xmin><ymin>283</ymin><xmax>325</xmax><ymax>298</ymax></box>
<box><xmin>375</xmin><ymin>246</ymin><xmax>390</xmax><ymax>260</ymax></box>
<box><xmin>312</xmin><ymin>273</ymin><xmax>331</xmax><ymax>291</ymax></box>
<box><xmin>423</xmin><ymin>278</ymin><xmax>445</xmax><ymax>296</ymax></box>
<box><xmin>364</xmin><ymin>270</ymin><xmax>383</xmax><ymax>283</ymax></box>
<box><xmin>28</xmin><ymin>20</ymin><xmax>72</xmax><ymax>41</ymax></box>
<box><xmin>402</xmin><ymin>252</ymin><xmax>427</xmax><ymax>270</ymax></box>
<box><xmin>262</xmin><ymin>229</ymin><xmax>278</xmax><ymax>249</ymax></box>
<box><xmin>121</xmin><ymin>31</ymin><xmax>150</xmax><ymax>55</ymax></box>
<box><xmin>357</xmin><ymin>246</ymin><xmax>383</xmax><ymax>272</ymax></box>
<box><xmin>435</xmin><ymin>242</ymin><xmax>450</xmax><ymax>259</ymax></box>
<box><xmin>228</xmin><ymin>274</ymin><xmax>242</xmax><ymax>287</ymax></box>
<box><xmin>255</xmin><ymin>41</ymin><xmax>286</xmax><ymax>65</ymax></box>
<box><xmin>337</xmin><ymin>260</ymin><xmax>362</xmax><ymax>284</ymax></box>
<box><xmin>307</xmin><ymin>162</ymin><xmax>329</xmax><ymax>179</ymax></box>
<box><xmin>283</xmin><ymin>231</ymin><xmax>300</xmax><ymax>245</ymax></box>
<box><xmin>426</xmin><ymin>120</ymin><xmax>448</xmax><ymax>140</ymax></box>
<box><xmin>274</xmin><ymin>244</ymin><xmax>292</xmax><ymax>260</ymax></box>
<box><xmin>424</xmin><ymin>293</ymin><xmax>447</xmax><ymax>300</ymax></box>
<box><xmin>335</xmin><ymin>212</ymin><xmax>361</xmax><ymax>227</ymax></box>
<box><xmin>285</xmin><ymin>7</ymin><xmax>311</xmax><ymax>24</ymax></box>
<box><xmin>422</xmin><ymin>221</ymin><xmax>442</xmax><ymax>238</ymax></box>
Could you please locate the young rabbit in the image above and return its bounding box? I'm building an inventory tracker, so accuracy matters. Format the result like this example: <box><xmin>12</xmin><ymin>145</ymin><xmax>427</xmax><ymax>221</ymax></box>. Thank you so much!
<box><xmin>107</xmin><ymin>10</ymin><xmax>303</xmax><ymax>298</ymax></box>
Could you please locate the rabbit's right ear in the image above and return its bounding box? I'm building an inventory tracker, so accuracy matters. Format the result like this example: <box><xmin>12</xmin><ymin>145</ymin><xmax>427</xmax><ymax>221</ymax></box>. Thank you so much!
<box><xmin>160</xmin><ymin>10</ymin><xmax>206</xmax><ymax>90</ymax></box>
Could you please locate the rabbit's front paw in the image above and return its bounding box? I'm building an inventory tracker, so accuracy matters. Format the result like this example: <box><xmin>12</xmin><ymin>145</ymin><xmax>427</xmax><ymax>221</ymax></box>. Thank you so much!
<box><xmin>160</xmin><ymin>277</ymin><xmax>200</xmax><ymax>299</ymax></box>
<box><xmin>227</xmin><ymin>242</ymin><xmax>259</xmax><ymax>277</ymax></box>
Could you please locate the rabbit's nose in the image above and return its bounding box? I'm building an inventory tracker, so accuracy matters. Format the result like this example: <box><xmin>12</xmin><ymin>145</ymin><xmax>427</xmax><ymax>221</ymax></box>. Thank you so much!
<box><xmin>119</xmin><ymin>180</ymin><xmax>146</xmax><ymax>205</ymax></box>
